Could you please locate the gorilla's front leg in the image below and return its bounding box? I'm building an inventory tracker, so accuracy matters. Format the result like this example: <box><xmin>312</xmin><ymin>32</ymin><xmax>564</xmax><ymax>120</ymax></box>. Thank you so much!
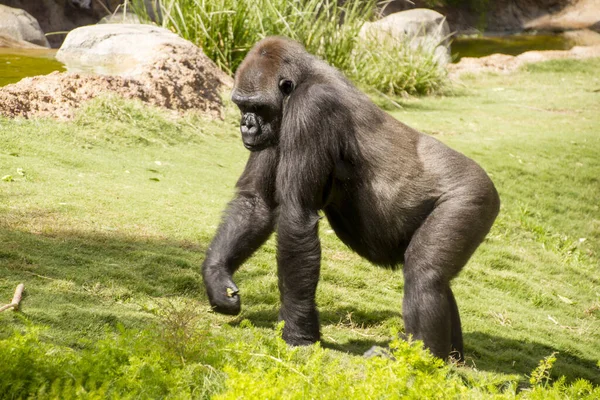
<box><xmin>202</xmin><ymin>194</ymin><xmax>274</xmax><ymax>315</ymax></box>
<box><xmin>277</xmin><ymin>205</ymin><xmax>322</xmax><ymax>345</ymax></box>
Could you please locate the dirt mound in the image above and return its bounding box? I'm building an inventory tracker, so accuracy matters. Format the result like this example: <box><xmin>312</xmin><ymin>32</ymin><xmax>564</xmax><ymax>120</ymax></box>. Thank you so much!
<box><xmin>0</xmin><ymin>43</ymin><xmax>233</xmax><ymax>120</ymax></box>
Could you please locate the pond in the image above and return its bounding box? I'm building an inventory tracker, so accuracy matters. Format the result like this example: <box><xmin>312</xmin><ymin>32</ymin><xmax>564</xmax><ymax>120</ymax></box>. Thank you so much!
<box><xmin>451</xmin><ymin>34</ymin><xmax>573</xmax><ymax>62</ymax></box>
<box><xmin>0</xmin><ymin>48</ymin><xmax>65</xmax><ymax>87</ymax></box>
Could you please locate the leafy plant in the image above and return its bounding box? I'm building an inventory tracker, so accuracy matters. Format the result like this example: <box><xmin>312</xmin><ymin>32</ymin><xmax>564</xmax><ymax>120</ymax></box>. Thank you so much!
<box><xmin>529</xmin><ymin>352</ymin><xmax>558</xmax><ymax>387</ymax></box>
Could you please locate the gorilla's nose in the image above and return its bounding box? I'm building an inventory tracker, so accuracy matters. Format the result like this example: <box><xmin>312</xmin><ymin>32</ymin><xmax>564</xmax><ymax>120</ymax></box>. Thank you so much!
<box><xmin>241</xmin><ymin>113</ymin><xmax>259</xmax><ymax>136</ymax></box>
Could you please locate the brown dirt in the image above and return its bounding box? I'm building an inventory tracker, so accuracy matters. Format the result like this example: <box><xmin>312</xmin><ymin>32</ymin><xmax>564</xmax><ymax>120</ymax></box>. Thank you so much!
<box><xmin>0</xmin><ymin>43</ymin><xmax>233</xmax><ymax>120</ymax></box>
<box><xmin>448</xmin><ymin>44</ymin><xmax>600</xmax><ymax>77</ymax></box>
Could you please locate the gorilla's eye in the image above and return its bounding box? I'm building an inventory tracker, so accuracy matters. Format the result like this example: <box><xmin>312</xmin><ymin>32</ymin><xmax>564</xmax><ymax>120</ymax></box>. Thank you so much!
<box><xmin>279</xmin><ymin>79</ymin><xmax>295</xmax><ymax>96</ymax></box>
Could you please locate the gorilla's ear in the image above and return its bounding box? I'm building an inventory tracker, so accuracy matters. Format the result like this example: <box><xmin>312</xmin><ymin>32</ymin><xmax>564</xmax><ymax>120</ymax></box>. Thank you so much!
<box><xmin>279</xmin><ymin>79</ymin><xmax>295</xmax><ymax>96</ymax></box>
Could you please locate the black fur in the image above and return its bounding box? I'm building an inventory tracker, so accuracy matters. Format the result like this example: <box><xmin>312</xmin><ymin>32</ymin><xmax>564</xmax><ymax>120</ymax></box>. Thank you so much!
<box><xmin>202</xmin><ymin>37</ymin><xmax>500</xmax><ymax>360</ymax></box>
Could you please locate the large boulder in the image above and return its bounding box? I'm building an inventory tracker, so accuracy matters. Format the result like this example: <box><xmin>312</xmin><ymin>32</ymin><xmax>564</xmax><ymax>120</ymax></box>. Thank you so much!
<box><xmin>0</xmin><ymin>24</ymin><xmax>233</xmax><ymax>119</ymax></box>
<box><xmin>0</xmin><ymin>4</ymin><xmax>50</xmax><ymax>48</ymax></box>
<box><xmin>360</xmin><ymin>8</ymin><xmax>451</xmax><ymax>65</ymax></box>
<box><xmin>56</xmin><ymin>24</ymin><xmax>190</xmax><ymax>76</ymax></box>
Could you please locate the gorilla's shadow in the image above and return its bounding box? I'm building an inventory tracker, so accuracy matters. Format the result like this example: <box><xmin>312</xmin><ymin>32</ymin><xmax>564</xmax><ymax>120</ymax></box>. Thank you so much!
<box><xmin>235</xmin><ymin>306</ymin><xmax>399</xmax><ymax>355</ymax></box>
<box><xmin>236</xmin><ymin>306</ymin><xmax>400</xmax><ymax>329</ymax></box>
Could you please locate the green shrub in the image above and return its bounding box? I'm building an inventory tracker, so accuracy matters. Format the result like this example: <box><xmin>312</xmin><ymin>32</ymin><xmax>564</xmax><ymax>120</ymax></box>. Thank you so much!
<box><xmin>136</xmin><ymin>0</ymin><xmax>373</xmax><ymax>76</ymax></box>
<box><xmin>3</xmin><ymin>323</ymin><xmax>599</xmax><ymax>399</ymax></box>
<box><xmin>351</xmin><ymin>33</ymin><xmax>448</xmax><ymax>96</ymax></box>
<box><xmin>125</xmin><ymin>0</ymin><xmax>446</xmax><ymax>95</ymax></box>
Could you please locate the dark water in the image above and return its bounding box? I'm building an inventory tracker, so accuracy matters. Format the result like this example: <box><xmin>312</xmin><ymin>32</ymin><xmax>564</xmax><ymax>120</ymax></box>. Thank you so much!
<box><xmin>451</xmin><ymin>34</ymin><xmax>573</xmax><ymax>62</ymax></box>
<box><xmin>0</xmin><ymin>49</ymin><xmax>65</xmax><ymax>87</ymax></box>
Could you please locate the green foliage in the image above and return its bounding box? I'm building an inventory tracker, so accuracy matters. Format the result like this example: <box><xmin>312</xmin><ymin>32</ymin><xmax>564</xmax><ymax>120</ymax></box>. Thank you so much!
<box><xmin>125</xmin><ymin>0</ymin><xmax>444</xmax><ymax>95</ymax></box>
<box><xmin>0</xmin><ymin>325</ymin><xmax>226</xmax><ymax>399</ymax></box>
<box><xmin>135</xmin><ymin>0</ymin><xmax>374</xmax><ymax>75</ymax></box>
<box><xmin>2</xmin><ymin>324</ymin><xmax>599</xmax><ymax>399</ymax></box>
<box><xmin>351</xmin><ymin>34</ymin><xmax>447</xmax><ymax>95</ymax></box>
<box><xmin>215</xmin><ymin>332</ymin><xmax>466</xmax><ymax>399</ymax></box>
<box><xmin>529</xmin><ymin>352</ymin><xmax>558</xmax><ymax>387</ymax></box>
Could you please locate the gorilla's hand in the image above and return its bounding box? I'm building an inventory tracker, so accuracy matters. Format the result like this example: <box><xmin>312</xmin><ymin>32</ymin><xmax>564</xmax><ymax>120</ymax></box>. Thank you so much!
<box><xmin>203</xmin><ymin>267</ymin><xmax>241</xmax><ymax>315</ymax></box>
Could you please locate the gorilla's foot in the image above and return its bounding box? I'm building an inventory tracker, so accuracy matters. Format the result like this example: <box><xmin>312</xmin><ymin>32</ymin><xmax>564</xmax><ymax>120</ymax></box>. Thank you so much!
<box><xmin>279</xmin><ymin>307</ymin><xmax>320</xmax><ymax>346</ymax></box>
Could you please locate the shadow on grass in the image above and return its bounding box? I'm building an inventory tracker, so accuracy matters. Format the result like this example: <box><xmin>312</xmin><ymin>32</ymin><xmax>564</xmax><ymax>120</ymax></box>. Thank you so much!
<box><xmin>234</xmin><ymin>307</ymin><xmax>394</xmax><ymax>356</ymax></box>
<box><xmin>0</xmin><ymin>226</ymin><xmax>209</xmax><ymax>345</ymax></box>
<box><xmin>465</xmin><ymin>332</ymin><xmax>600</xmax><ymax>385</ymax></box>
<box><xmin>236</xmin><ymin>306</ymin><xmax>400</xmax><ymax>330</ymax></box>
<box><xmin>0</xmin><ymin>226</ymin><xmax>207</xmax><ymax>298</ymax></box>
<box><xmin>321</xmin><ymin>338</ymin><xmax>391</xmax><ymax>356</ymax></box>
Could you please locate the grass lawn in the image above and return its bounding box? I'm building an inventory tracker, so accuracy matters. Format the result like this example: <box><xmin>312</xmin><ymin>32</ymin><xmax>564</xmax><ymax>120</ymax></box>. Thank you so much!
<box><xmin>0</xmin><ymin>58</ymin><xmax>599</xmax><ymax>398</ymax></box>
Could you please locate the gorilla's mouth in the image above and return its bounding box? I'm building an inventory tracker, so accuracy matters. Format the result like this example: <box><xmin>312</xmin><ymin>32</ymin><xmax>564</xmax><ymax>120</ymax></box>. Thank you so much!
<box><xmin>241</xmin><ymin>112</ymin><xmax>266</xmax><ymax>151</ymax></box>
<box><xmin>242</xmin><ymin>139</ymin><xmax>270</xmax><ymax>152</ymax></box>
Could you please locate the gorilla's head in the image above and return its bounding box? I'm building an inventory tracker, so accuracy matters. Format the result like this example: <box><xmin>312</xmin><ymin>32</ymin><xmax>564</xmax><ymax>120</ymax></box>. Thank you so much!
<box><xmin>231</xmin><ymin>37</ymin><xmax>308</xmax><ymax>151</ymax></box>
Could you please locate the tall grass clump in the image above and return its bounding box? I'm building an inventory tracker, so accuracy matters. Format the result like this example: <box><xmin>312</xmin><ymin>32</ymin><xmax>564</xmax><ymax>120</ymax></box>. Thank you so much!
<box><xmin>140</xmin><ymin>0</ymin><xmax>374</xmax><ymax>75</ymax></box>
<box><xmin>351</xmin><ymin>33</ymin><xmax>448</xmax><ymax>95</ymax></box>
<box><xmin>125</xmin><ymin>0</ymin><xmax>446</xmax><ymax>95</ymax></box>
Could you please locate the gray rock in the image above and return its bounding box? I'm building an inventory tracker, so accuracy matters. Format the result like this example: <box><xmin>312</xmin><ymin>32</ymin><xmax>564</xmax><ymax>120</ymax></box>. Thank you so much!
<box><xmin>56</xmin><ymin>24</ymin><xmax>193</xmax><ymax>77</ymax></box>
<box><xmin>0</xmin><ymin>4</ymin><xmax>50</xmax><ymax>48</ymax></box>
<box><xmin>360</xmin><ymin>8</ymin><xmax>452</xmax><ymax>66</ymax></box>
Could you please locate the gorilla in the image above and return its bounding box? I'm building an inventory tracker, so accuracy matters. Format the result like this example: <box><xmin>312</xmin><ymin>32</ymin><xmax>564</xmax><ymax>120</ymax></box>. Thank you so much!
<box><xmin>202</xmin><ymin>36</ymin><xmax>500</xmax><ymax>360</ymax></box>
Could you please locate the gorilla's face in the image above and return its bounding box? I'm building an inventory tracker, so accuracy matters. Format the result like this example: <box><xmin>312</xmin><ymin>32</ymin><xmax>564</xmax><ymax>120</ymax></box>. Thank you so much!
<box><xmin>231</xmin><ymin>45</ymin><xmax>298</xmax><ymax>152</ymax></box>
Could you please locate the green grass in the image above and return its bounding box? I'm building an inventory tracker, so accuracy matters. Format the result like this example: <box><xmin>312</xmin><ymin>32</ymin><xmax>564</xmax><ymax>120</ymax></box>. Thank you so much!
<box><xmin>1</xmin><ymin>58</ymin><xmax>599</xmax><ymax>398</ymax></box>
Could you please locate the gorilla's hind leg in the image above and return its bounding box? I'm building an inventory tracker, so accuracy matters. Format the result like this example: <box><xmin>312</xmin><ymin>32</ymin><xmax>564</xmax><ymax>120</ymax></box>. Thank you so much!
<box><xmin>402</xmin><ymin>195</ymin><xmax>498</xmax><ymax>359</ymax></box>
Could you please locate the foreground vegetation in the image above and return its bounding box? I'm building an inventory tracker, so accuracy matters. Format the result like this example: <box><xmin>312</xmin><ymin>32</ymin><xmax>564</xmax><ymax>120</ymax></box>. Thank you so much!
<box><xmin>1</xmin><ymin>58</ymin><xmax>599</xmax><ymax>398</ymax></box>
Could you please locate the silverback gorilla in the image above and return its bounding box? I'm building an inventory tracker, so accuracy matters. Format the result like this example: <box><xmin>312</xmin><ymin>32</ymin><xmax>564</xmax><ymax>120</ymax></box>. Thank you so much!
<box><xmin>202</xmin><ymin>37</ymin><xmax>500</xmax><ymax>360</ymax></box>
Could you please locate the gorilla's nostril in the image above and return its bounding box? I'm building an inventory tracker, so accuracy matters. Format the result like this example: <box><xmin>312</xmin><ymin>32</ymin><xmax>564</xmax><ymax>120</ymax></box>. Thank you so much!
<box><xmin>245</xmin><ymin>114</ymin><xmax>258</xmax><ymax>128</ymax></box>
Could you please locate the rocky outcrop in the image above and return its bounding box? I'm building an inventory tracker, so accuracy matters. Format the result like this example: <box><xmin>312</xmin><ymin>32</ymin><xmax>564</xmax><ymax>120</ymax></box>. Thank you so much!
<box><xmin>0</xmin><ymin>24</ymin><xmax>233</xmax><ymax>120</ymax></box>
<box><xmin>383</xmin><ymin>0</ymin><xmax>600</xmax><ymax>34</ymax></box>
<box><xmin>524</xmin><ymin>0</ymin><xmax>600</xmax><ymax>31</ymax></box>
<box><xmin>0</xmin><ymin>4</ymin><xmax>50</xmax><ymax>48</ymax></box>
<box><xmin>0</xmin><ymin>0</ymin><xmax>160</xmax><ymax>47</ymax></box>
<box><xmin>448</xmin><ymin>44</ymin><xmax>600</xmax><ymax>77</ymax></box>
<box><xmin>360</xmin><ymin>8</ymin><xmax>451</xmax><ymax>65</ymax></box>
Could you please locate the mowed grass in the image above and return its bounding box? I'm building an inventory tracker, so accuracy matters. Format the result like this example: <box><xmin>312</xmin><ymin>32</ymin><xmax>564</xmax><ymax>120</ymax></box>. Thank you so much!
<box><xmin>0</xmin><ymin>58</ymin><xmax>599</xmax><ymax>398</ymax></box>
